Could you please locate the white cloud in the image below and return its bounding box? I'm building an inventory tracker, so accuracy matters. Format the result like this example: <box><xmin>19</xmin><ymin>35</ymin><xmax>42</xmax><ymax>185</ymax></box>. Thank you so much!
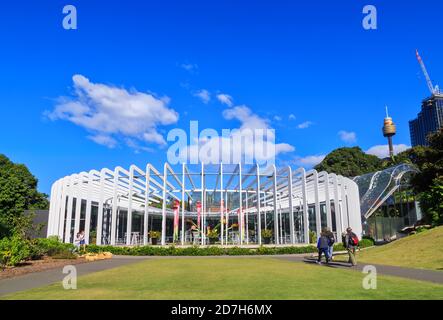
<box><xmin>274</xmin><ymin>115</ymin><xmax>282</xmax><ymax>121</ymax></box>
<box><xmin>293</xmin><ymin>155</ymin><xmax>326</xmax><ymax>168</ymax></box>
<box><xmin>366</xmin><ymin>144</ymin><xmax>411</xmax><ymax>159</ymax></box>
<box><xmin>176</xmin><ymin>105</ymin><xmax>294</xmax><ymax>165</ymax></box>
<box><xmin>194</xmin><ymin>89</ymin><xmax>211</xmax><ymax>104</ymax></box>
<box><xmin>181</xmin><ymin>63</ymin><xmax>198</xmax><ymax>72</ymax></box>
<box><xmin>338</xmin><ymin>130</ymin><xmax>357</xmax><ymax>143</ymax></box>
<box><xmin>297</xmin><ymin>121</ymin><xmax>313</xmax><ymax>129</ymax></box>
<box><xmin>87</xmin><ymin>135</ymin><xmax>117</xmax><ymax>148</ymax></box>
<box><xmin>223</xmin><ymin>105</ymin><xmax>270</xmax><ymax>132</ymax></box>
<box><xmin>47</xmin><ymin>74</ymin><xmax>179</xmax><ymax>148</ymax></box>
<box><xmin>216</xmin><ymin>93</ymin><xmax>234</xmax><ymax>107</ymax></box>
<box><xmin>289</xmin><ymin>114</ymin><xmax>296</xmax><ymax>120</ymax></box>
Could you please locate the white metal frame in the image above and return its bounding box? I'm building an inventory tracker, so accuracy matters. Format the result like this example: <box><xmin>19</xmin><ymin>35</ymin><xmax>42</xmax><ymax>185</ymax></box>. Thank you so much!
<box><xmin>47</xmin><ymin>163</ymin><xmax>362</xmax><ymax>246</ymax></box>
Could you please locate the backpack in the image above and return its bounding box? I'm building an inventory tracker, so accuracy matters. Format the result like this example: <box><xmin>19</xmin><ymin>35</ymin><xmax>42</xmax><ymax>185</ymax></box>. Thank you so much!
<box><xmin>328</xmin><ymin>233</ymin><xmax>335</xmax><ymax>246</ymax></box>
<box><xmin>349</xmin><ymin>233</ymin><xmax>359</xmax><ymax>246</ymax></box>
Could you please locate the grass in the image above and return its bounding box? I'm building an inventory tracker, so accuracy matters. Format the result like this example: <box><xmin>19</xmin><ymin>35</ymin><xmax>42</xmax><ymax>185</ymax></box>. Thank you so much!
<box><xmin>3</xmin><ymin>257</ymin><xmax>443</xmax><ymax>300</ymax></box>
<box><xmin>342</xmin><ymin>226</ymin><xmax>443</xmax><ymax>271</ymax></box>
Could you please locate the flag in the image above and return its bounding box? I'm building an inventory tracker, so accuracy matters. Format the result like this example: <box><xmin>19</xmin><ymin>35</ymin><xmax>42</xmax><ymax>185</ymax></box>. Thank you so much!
<box><xmin>196</xmin><ymin>201</ymin><xmax>202</xmax><ymax>230</ymax></box>
<box><xmin>173</xmin><ymin>200</ymin><xmax>180</xmax><ymax>242</ymax></box>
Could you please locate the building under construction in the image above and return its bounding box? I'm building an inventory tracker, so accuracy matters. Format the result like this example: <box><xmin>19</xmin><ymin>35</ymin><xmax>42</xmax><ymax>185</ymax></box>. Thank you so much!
<box><xmin>410</xmin><ymin>50</ymin><xmax>443</xmax><ymax>147</ymax></box>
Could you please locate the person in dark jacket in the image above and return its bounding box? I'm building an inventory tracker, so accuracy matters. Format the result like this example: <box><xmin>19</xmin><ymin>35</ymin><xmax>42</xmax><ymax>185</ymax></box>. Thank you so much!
<box><xmin>325</xmin><ymin>228</ymin><xmax>335</xmax><ymax>261</ymax></box>
<box><xmin>317</xmin><ymin>231</ymin><xmax>330</xmax><ymax>264</ymax></box>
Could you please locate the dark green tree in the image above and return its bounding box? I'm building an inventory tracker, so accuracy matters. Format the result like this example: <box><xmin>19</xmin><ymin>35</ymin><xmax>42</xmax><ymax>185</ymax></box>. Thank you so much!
<box><xmin>391</xmin><ymin>129</ymin><xmax>443</xmax><ymax>194</ymax></box>
<box><xmin>0</xmin><ymin>154</ymin><xmax>49</xmax><ymax>238</ymax></box>
<box><xmin>315</xmin><ymin>147</ymin><xmax>383</xmax><ymax>178</ymax></box>
<box><xmin>419</xmin><ymin>176</ymin><xmax>443</xmax><ymax>226</ymax></box>
<box><xmin>379</xmin><ymin>128</ymin><xmax>443</xmax><ymax>225</ymax></box>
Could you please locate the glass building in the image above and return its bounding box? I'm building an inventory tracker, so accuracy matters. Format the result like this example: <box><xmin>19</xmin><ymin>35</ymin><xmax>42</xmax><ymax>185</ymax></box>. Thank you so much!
<box><xmin>409</xmin><ymin>94</ymin><xmax>443</xmax><ymax>147</ymax></box>
<box><xmin>47</xmin><ymin>163</ymin><xmax>362</xmax><ymax>247</ymax></box>
<box><xmin>354</xmin><ymin>164</ymin><xmax>421</xmax><ymax>241</ymax></box>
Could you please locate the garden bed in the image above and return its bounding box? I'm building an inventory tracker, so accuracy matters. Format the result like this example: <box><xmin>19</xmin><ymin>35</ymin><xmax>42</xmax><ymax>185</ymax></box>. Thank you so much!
<box><xmin>0</xmin><ymin>256</ymin><xmax>87</xmax><ymax>280</ymax></box>
<box><xmin>86</xmin><ymin>239</ymin><xmax>375</xmax><ymax>256</ymax></box>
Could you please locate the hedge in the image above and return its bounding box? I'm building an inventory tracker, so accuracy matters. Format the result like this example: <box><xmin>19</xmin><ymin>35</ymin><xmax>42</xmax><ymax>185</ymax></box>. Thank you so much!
<box><xmin>0</xmin><ymin>236</ymin><xmax>77</xmax><ymax>268</ymax></box>
<box><xmin>0</xmin><ymin>236</ymin><xmax>31</xmax><ymax>267</ymax></box>
<box><xmin>86</xmin><ymin>238</ymin><xmax>374</xmax><ymax>257</ymax></box>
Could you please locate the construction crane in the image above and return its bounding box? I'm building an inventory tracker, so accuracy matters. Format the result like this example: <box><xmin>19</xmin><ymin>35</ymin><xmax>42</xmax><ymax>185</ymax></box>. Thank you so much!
<box><xmin>416</xmin><ymin>49</ymin><xmax>440</xmax><ymax>95</ymax></box>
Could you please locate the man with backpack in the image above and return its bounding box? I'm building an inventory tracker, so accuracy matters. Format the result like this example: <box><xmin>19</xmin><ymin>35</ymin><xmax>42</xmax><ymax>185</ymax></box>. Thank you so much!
<box><xmin>317</xmin><ymin>230</ymin><xmax>331</xmax><ymax>265</ymax></box>
<box><xmin>342</xmin><ymin>227</ymin><xmax>359</xmax><ymax>266</ymax></box>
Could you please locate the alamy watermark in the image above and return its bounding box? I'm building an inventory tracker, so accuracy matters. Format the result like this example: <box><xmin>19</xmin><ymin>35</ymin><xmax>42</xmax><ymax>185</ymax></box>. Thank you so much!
<box><xmin>62</xmin><ymin>5</ymin><xmax>77</xmax><ymax>30</ymax></box>
<box><xmin>362</xmin><ymin>265</ymin><xmax>377</xmax><ymax>290</ymax></box>
<box><xmin>62</xmin><ymin>4</ymin><xmax>376</xmax><ymax>31</ymax></box>
<box><xmin>167</xmin><ymin>121</ymin><xmax>277</xmax><ymax>166</ymax></box>
<box><xmin>362</xmin><ymin>5</ymin><xmax>377</xmax><ymax>30</ymax></box>
<box><xmin>62</xmin><ymin>265</ymin><xmax>77</xmax><ymax>290</ymax></box>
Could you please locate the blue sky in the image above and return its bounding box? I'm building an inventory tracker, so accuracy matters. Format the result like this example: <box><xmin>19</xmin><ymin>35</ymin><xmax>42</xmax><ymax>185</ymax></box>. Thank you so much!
<box><xmin>0</xmin><ymin>0</ymin><xmax>442</xmax><ymax>194</ymax></box>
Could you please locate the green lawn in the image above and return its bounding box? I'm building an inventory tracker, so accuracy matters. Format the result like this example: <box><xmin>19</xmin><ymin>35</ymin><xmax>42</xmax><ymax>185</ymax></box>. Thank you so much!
<box><xmin>346</xmin><ymin>226</ymin><xmax>443</xmax><ymax>271</ymax></box>
<box><xmin>3</xmin><ymin>258</ymin><xmax>443</xmax><ymax>300</ymax></box>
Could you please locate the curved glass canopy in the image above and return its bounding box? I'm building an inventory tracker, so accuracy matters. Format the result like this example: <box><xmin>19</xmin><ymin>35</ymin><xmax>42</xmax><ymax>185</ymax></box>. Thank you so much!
<box><xmin>353</xmin><ymin>164</ymin><xmax>419</xmax><ymax>219</ymax></box>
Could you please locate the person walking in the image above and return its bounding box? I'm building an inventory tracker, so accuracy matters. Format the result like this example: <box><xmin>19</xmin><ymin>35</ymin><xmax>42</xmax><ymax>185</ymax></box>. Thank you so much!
<box><xmin>325</xmin><ymin>228</ymin><xmax>335</xmax><ymax>261</ymax></box>
<box><xmin>317</xmin><ymin>230</ymin><xmax>330</xmax><ymax>265</ymax></box>
<box><xmin>343</xmin><ymin>227</ymin><xmax>359</xmax><ymax>266</ymax></box>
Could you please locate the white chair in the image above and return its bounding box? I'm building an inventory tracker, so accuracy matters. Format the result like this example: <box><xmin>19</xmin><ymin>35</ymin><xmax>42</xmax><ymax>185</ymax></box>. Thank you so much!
<box><xmin>131</xmin><ymin>232</ymin><xmax>140</xmax><ymax>246</ymax></box>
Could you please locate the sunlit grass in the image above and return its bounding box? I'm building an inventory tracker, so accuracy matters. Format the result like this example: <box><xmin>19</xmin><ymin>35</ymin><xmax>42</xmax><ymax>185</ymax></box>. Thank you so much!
<box><xmin>337</xmin><ymin>226</ymin><xmax>443</xmax><ymax>271</ymax></box>
<box><xmin>3</xmin><ymin>257</ymin><xmax>443</xmax><ymax>300</ymax></box>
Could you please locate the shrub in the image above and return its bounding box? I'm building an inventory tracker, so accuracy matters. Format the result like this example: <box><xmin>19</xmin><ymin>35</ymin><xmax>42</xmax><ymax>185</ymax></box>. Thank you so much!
<box><xmin>333</xmin><ymin>238</ymin><xmax>375</xmax><ymax>251</ymax></box>
<box><xmin>261</xmin><ymin>229</ymin><xmax>273</xmax><ymax>239</ymax></box>
<box><xmin>89</xmin><ymin>230</ymin><xmax>97</xmax><ymax>244</ymax></box>
<box><xmin>362</xmin><ymin>235</ymin><xmax>375</xmax><ymax>243</ymax></box>
<box><xmin>309</xmin><ymin>231</ymin><xmax>317</xmax><ymax>244</ymax></box>
<box><xmin>359</xmin><ymin>238</ymin><xmax>375</xmax><ymax>248</ymax></box>
<box><xmin>148</xmin><ymin>231</ymin><xmax>161</xmax><ymax>239</ymax></box>
<box><xmin>415</xmin><ymin>226</ymin><xmax>431</xmax><ymax>234</ymax></box>
<box><xmin>83</xmin><ymin>241</ymin><xmax>372</xmax><ymax>257</ymax></box>
<box><xmin>207</xmin><ymin>228</ymin><xmax>220</xmax><ymax>241</ymax></box>
<box><xmin>28</xmin><ymin>239</ymin><xmax>45</xmax><ymax>260</ymax></box>
<box><xmin>35</xmin><ymin>236</ymin><xmax>74</xmax><ymax>257</ymax></box>
<box><xmin>0</xmin><ymin>236</ymin><xmax>31</xmax><ymax>267</ymax></box>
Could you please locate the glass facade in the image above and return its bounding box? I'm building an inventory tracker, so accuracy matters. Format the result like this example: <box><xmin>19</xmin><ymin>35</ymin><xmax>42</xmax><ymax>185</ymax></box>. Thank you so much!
<box><xmin>354</xmin><ymin>164</ymin><xmax>422</xmax><ymax>242</ymax></box>
<box><xmin>409</xmin><ymin>94</ymin><xmax>443</xmax><ymax>147</ymax></box>
<box><xmin>364</xmin><ymin>188</ymin><xmax>421</xmax><ymax>241</ymax></box>
<box><xmin>48</xmin><ymin>164</ymin><xmax>363</xmax><ymax>247</ymax></box>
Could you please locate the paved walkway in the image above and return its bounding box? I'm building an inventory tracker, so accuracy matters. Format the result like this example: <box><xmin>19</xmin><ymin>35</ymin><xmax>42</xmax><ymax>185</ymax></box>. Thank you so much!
<box><xmin>1</xmin><ymin>254</ymin><xmax>442</xmax><ymax>297</ymax></box>
<box><xmin>278</xmin><ymin>255</ymin><xmax>443</xmax><ymax>285</ymax></box>
<box><xmin>0</xmin><ymin>256</ymin><xmax>150</xmax><ymax>296</ymax></box>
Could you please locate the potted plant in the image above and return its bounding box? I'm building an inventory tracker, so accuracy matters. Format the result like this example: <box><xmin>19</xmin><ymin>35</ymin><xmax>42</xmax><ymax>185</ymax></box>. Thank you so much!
<box><xmin>90</xmin><ymin>230</ymin><xmax>97</xmax><ymax>244</ymax></box>
<box><xmin>309</xmin><ymin>230</ymin><xmax>317</xmax><ymax>244</ymax></box>
<box><xmin>148</xmin><ymin>231</ymin><xmax>161</xmax><ymax>245</ymax></box>
<box><xmin>261</xmin><ymin>229</ymin><xmax>273</xmax><ymax>244</ymax></box>
<box><xmin>207</xmin><ymin>228</ymin><xmax>219</xmax><ymax>245</ymax></box>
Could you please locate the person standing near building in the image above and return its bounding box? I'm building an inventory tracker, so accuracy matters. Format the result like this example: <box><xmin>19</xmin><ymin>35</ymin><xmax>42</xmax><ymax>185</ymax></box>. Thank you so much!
<box><xmin>325</xmin><ymin>228</ymin><xmax>335</xmax><ymax>261</ymax></box>
<box><xmin>75</xmin><ymin>230</ymin><xmax>86</xmax><ymax>253</ymax></box>
<box><xmin>342</xmin><ymin>227</ymin><xmax>359</xmax><ymax>266</ymax></box>
<box><xmin>317</xmin><ymin>230</ymin><xmax>330</xmax><ymax>265</ymax></box>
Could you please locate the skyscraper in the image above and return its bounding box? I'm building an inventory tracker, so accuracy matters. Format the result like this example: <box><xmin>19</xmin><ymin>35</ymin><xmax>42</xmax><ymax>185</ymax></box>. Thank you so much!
<box><xmin>409</xmin><ymin>94</ymin><xmax>443</xmax><ymax>147</ymax></box>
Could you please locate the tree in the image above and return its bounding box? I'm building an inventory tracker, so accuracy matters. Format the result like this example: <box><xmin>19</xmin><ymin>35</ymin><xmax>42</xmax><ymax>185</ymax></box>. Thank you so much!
<box><xmin>385</xmin><ymin>128</ymin><xmax>443</xmax><ymax>225</ymax></box>
<box><xmin>419</xmin><ymin>176</ymin><xmax>443</xmax><ymax>226</ymax></box>
<box><xmin>0</xmin><ymin>154</ymin><xmax>49</xmax><ymax>238</ymax></box>
<box><xmin>315</xmin><ymin>147</ymin><xmax>383</xmax><ymax>178</ymax></box>
<box><xmin>391</xmin><ymin>129</ymin><xmax>443</xmax><ymax>194</ymax></box>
